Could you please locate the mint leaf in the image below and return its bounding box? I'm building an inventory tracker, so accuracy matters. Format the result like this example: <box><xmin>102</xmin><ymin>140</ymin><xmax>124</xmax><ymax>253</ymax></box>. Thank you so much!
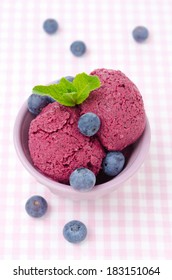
<box><xmin>32</xmin><ymin>73</ymin><xmax>101</xmax><ymax>107</ymax></box>
<box><xmin>57</xmin><ymin>78</ymin><xmax>77</xmax><ymax>93</ymax></box>
<box><xmin>33</xmin><ymin>84</ymin><xmax>77</xmax><ymax>106</ymax></box>
<box><xmin>73</xmin><ymin>73</ymin><xmax>101</xmax><ymax>104</ymax></box>
<box><xmin>32</xmin><ymin>79</ymin><xmax>78</xmax><ymax>106</ymax></box>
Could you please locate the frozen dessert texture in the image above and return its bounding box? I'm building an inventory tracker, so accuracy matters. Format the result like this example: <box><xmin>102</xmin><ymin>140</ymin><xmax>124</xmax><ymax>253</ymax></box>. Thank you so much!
<box><xmin>28</xmin><ymin>68</ymin><xmax>146</xmax><ymax>185</ymax></box>
<box><xmin>28</xmin><ymin>102</ymin><xmax>105</xmax><ymax>183</ymax></box>
<box><xmin>81</xmin><ymin>68</ymin><xmax>146</xmax><ymax>151</ymax></box>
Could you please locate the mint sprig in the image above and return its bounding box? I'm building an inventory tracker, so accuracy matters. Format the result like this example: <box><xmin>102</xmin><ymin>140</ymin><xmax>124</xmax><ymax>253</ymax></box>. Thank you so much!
<box><xmin>32</xmin><ymin>72</ymin><xmax>101</xmax><ymax>107</ymax></box>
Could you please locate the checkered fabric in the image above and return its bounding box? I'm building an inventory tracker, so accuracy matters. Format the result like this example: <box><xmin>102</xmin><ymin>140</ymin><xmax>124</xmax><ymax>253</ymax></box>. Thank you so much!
<box><xmin>0</xmin><ymin>0</ymin><xmax>172</xmax><ymax>260</ymax></box>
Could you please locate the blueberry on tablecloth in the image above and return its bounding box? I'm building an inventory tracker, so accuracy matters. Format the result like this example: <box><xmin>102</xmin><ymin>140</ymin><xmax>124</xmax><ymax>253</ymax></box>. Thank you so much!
<box><xmin>63</xmin><ymin>220</ymin><xmax>87</xmax><ymax>243</ymax></box>
<box><xmin>132</xmin><ymin>26</ymin><xmax>149</xmax><ymax>42</ymax></box>
<box><xmin>70</xmin><ymin>41</ymin><xmax>86</xmax><ymax>57</ymax></box>
<box><xmin>43</xmin><ymin>19</ymin><xmax>58</xmax><ymax>34</ymax></box>
<box><xmin>25</xmin><ymin>196</ymin><xmax>48</xmax><ymax>218</ymax></box>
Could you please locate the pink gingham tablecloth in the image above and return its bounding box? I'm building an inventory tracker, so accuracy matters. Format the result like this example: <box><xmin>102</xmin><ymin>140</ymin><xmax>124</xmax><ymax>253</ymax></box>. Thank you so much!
<box><xmin>0</xmin><ymin>0</ymin><xmax>172</xmax><ymax>259</ymax></box>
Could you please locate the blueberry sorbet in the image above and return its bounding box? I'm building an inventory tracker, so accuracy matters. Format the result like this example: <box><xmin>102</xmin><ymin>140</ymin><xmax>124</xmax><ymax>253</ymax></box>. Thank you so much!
<box><xmin>28</xmin><ymin>102</ymin><xmax>105</xmax><ymax>183</ymax></box>
<box><xmin>81</xmin><ymin>69</ymin><xmax>146</xmax><ymax>150</ymax></box>
<box><xmin>28</xmin><ymin>68</ymin><xmax>146</xmax><ymax>184</ymax></box>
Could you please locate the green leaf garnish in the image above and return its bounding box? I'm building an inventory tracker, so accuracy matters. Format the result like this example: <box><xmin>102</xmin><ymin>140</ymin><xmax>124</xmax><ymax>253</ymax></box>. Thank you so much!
<box><xmin>32</xmin><ymin>72</ymin><xmax>101</xmax><ymax>107</ymax></box>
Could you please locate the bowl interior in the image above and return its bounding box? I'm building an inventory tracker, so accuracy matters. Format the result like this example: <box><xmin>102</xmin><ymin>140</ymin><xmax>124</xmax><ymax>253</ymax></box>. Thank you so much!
<box><xmin>14</xmin><ymin>101</ymin><xmax>151</xmax><ymax>199</ymax></box>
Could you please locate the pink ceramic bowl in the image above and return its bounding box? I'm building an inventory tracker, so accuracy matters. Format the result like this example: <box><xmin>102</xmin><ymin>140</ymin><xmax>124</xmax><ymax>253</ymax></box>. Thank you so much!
<box><xmin>13</xmin><ymin>101</ymin><xmax>151</xmax><ymax>200</ymax></box>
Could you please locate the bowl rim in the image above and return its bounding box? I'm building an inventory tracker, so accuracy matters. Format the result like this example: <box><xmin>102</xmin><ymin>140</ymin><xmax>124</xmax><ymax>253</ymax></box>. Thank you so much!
<box><xmin>13</xmin><ymin>101</ymin><xmax>151</xmax><ymax>199</ymax></box>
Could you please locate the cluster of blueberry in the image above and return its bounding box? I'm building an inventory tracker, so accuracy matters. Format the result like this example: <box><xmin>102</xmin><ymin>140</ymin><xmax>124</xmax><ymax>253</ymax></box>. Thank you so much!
<box><xmin>27</xmin><ymin>78</ymin><xmax>125</xmax><ymax>243</ymax></box>
<box><xmin>43</xmin><ymin>18</ymin><xmax>149</xmax><ymax>58</ymax></box>
<box><xmin>70</xmin><ymin>112</ymin><xmax>125</xmax><ymax>191</ymax></box>
<box><xmin>25</xmin><ymin>196</ymin><xmax>87</xmax><ymax>243</ymax></box>
<box><xmin>25</xmin><ymin>21</ymin><xmax>149</xmax><ymax>244</ymax></box>
<box><xmin>43</xmin><ymin>19</ymin><xmax>86</xmax><ymax>57</ymax></box>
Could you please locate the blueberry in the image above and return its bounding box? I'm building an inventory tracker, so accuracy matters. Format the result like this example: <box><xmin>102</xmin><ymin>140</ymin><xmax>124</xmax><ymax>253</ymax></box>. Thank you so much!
<box><xmin>55</xmin><ymin>76</ymin><xmax>74</xmax><ymax>84</ymax></box>
<box><xmin>69</xmin><ymin>168</ymin><xmax>96</xmax><ymax>192</ymax></box>
<box><xmin>70</xmin><ymin>41</ymin><xmax>86</xmax><ymax>57</ymax></box>
<box><xmin>78</xmin><ymin>112</ymin><xmax>101</xmax><ymax>136</ymax></box>
<box><xmin>48</xmin><ymin>96</ymin><xmax>56</xmax><ymax>102</ymax></box>
<box><xmin>27</xmin><ymin>94</ymin><xmax>55</xmax><ymax>115</ymax></box>
<box><xmin>25</xmin><ymin>196</ymin><xmax>48</xmax><ymax>218</ymax></box>
<box><xmin>132</xmin><ymin>26</ymin><xmax>149</xmax><ymax>43</ymax></box>
<box><xmin>63</xmin><ymin>220</ymin><xmax>87</xmax><ymax>243</ymax></box>
<box><xmin>65</xmin><ymin>76</ymin><xmax>74</xmax><ymax>82</ymax></box>
<box><xmin>103</xmin><ymin>152</ymin><xmax>125</xmax><ymax>177</ymax></box>
<box><xmin>43</xmin><ymin>19</ymin><xmax>58</xmax><ymax>34</ymax></box>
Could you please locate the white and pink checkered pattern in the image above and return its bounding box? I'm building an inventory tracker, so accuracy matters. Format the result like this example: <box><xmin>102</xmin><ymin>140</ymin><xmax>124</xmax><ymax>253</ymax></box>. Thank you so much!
<box><xmin>0</xmin><ymin>0</ymin><xmax>172</xmax><ymax>260</ymax></box>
